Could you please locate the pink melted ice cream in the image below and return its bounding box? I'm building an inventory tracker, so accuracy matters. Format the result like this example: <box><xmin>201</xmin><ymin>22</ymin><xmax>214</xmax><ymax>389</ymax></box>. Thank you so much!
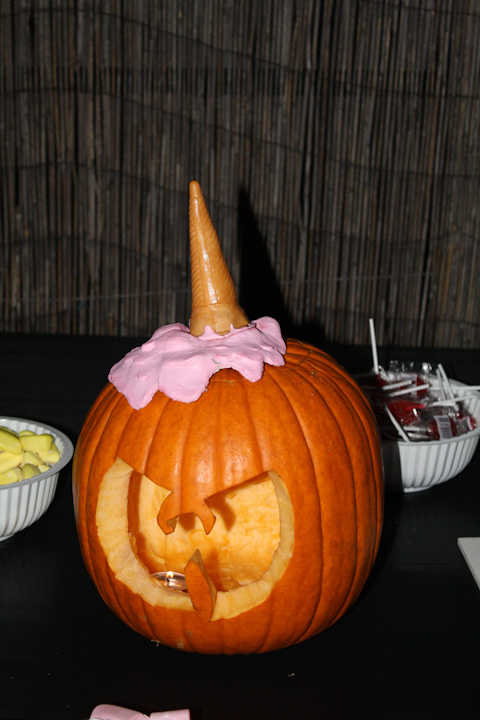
<box><xmin>108</xmin><ymin>316</ymin><xmax>286</xmax><ymax>408</ymax></box>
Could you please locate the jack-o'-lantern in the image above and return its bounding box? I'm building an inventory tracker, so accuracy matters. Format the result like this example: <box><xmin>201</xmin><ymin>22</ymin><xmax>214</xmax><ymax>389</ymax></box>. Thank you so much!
<box><xmin>72</xmin><ymin>181</ymin><xmax>383</xmax><ymax>654</ymax></box>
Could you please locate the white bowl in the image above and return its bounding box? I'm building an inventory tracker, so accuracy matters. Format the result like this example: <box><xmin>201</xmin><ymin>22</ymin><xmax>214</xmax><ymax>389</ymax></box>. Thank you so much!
<box><xmin>382</xmin><ymin>382</ymin><xmax>480</xmax><ymax>492</ymax></box>
<box><xmin>0</xmin><ymin>417</ymin><xmax>74</xmax><ymax>540</ymax></box>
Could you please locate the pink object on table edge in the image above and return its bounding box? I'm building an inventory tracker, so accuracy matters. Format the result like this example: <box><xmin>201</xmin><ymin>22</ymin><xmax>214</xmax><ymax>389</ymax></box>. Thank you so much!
<box><xmin>90</xmin><ymin>704</ymin><xmax>190</xmax><ymax>720</ymax></box>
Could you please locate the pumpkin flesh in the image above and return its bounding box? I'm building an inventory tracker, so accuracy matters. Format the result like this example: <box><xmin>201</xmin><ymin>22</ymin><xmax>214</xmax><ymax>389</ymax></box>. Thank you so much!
<box><xmin>97</xmin><ymin>459</ymin><xmax>293</xmax><ymax>621</ymax></box>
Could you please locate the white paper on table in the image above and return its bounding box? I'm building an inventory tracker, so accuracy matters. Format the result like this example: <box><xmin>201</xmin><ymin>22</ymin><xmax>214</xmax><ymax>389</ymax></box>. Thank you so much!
<box><xmin>458</xmin><ymin>537</ymin><xmax>480</xmax><ymax>591</ymax></box>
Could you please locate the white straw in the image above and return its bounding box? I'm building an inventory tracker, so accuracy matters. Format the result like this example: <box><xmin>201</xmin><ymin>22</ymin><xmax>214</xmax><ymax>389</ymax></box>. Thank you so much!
<box><xmin>384</xmin><ymin>405</ymin><xmax>411</xmax><ymax>442</ymax></box>
<box><xmin>387</xmin><ymin>383</ymin><xmax>430</xmax><ymax>397</ymax></box>
<box><xmin>449</xmin><ymin>394</ymin><xmax>477</xmax><ymax>403</ymax></box>
<box><xmin>436</xmin><ymin>368</ymin><xmax>446</xmax><ymax>400</ymax></box>
<box><xmin>437</xmin><ymin>363</ymin><xmax>455</xmax><ymax>399</ymax></box>
<box><xmin>380</xmin><ymin>378</ymin><xmax>416</xmax><ymax>391</ymax></box>
<box><xmin>369</xmin><ymin>318</ymin><xmax>379</xmax><ymax>375</ymax></box>
<box><xmin>430</xmin><ymin>399</ymin><xmax>462</xmax><ymax>407</ymax></box>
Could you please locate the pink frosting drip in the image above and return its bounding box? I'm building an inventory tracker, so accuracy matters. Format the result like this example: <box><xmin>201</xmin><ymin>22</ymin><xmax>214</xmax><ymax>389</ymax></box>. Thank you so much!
<box><xmin>108</xmin><ymin>317</ymin><xmax>286</xmax><ymax>408</ymax></box>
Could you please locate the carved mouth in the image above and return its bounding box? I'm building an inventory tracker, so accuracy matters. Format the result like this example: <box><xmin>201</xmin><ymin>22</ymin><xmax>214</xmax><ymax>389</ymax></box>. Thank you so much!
<box><xmin>95</xmin><ymin>458</ymin><xmax>294</xmax><ymax>620</ymax></box>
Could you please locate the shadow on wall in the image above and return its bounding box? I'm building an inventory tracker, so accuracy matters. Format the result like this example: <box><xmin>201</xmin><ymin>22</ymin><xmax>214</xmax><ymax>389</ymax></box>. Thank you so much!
<box><xmin>237</xmin><ymin>187</ymin><xmax>327</xmax><ymax>346</ymax></box>
<box><xmin>237</xmin><ymin>187</ymin><xmax>292</xmax><ymax>331</ymax></box>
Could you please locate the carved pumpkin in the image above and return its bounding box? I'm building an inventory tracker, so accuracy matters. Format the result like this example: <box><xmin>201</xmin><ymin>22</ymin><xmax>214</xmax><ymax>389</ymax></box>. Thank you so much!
<box><xmin>72</xmin><ymin>182</ymin><xmax>383</xmax><ymax>654</ymax></box>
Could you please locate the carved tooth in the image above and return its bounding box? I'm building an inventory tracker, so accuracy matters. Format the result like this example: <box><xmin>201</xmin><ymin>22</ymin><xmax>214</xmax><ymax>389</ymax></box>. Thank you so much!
<box><xmin>184</xmin><ymin>548</ymin><xmax>217</xmax><ymax>622</ymax></box>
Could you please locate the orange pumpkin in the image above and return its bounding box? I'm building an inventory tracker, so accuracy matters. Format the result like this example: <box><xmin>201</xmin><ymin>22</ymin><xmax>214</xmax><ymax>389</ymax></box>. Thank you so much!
<box><xmin>72</xmin><ymin>182</ymin><xmax>383</xmax><ymax>654</ymax></box>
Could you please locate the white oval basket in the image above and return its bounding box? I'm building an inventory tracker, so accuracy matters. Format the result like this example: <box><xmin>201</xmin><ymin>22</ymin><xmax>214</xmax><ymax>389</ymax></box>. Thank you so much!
<box><xmin>382</xmin><ymin>383</ymin><xmax>480</xmax><ymax>492</ymax></box>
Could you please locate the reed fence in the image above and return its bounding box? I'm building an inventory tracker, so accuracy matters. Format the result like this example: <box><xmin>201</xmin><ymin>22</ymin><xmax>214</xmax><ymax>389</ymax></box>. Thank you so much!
<box><xmin>1</xmin><ymin>0</ymin><xmax>479</xmax><ymax>347</ymax></box>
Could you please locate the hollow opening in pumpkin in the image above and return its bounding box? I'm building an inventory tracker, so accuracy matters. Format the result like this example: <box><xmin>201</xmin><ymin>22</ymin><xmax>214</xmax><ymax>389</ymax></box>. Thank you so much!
<box><xmin>130</xmin><ymin>469</ymin><xmax>282</xmax><ymax>592</ymax></box>
<box><xmin>96</xmin><ymin>458</ymin><xmax>294</xmax><ymax>620</ymax></box>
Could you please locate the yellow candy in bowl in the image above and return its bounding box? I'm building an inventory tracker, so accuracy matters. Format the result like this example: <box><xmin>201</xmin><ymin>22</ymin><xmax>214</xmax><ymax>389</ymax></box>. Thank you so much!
<box><xmin>0</xmin><ymin>417</ymin><xmax>74</xmax><ymax>540</ymax></box>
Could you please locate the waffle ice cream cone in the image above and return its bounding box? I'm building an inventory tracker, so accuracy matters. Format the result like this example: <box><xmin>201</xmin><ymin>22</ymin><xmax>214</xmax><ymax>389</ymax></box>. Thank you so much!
<box><xmin>189</xmin><ymin>181</ymin><xmax>249</xmax><ymax>336</ymax></box>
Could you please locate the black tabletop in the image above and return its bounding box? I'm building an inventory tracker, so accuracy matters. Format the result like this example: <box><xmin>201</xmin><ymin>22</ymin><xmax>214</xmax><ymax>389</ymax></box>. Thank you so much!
<box><xmin>1</xmin><ymin>333</ymin><xmax>479</xmax><ymax>720</ymax></box>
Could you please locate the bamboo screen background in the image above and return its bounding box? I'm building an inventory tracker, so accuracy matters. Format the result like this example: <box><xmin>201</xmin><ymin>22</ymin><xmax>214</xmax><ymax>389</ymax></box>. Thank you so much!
<box><xmin>1</xmin><ymin>0</ymin><xmax>479</xmax><ymax>347</ymax></box>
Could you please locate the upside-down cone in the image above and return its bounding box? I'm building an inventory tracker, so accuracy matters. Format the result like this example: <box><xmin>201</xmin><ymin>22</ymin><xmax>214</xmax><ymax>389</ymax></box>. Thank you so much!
<box><xmin>189</xmin><ymin>181</ymin><xmax>249</xmax><ymax>336</ymax></box>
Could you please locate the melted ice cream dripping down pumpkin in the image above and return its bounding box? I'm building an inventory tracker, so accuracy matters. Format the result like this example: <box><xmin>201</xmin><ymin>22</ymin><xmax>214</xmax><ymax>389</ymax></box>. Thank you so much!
<box><xmin>72</xmin><ymin>181</ymin><xmax>384</xmax><ymax>654</ymax></box>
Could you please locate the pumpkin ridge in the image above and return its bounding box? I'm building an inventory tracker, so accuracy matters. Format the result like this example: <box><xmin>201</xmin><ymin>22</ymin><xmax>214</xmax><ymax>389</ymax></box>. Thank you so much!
<box><xmin>77</xmin><ymin>387</ymin><xmax>129</xmax><ymax>579</ymax></box>
<box><xmin>267</xmin><ymin>367</ymin><xmax>342</xmax><ymax>641</ymax></box>
<box><xmin>270</xmin><ymin>360</ymin><xmax>376</xmax><ymax>637</ymax></box>
<box><xmin>144</xmin><ymin>396</ymin><xmax>193</xmax><ymax>490</ymax></box>
<box><xmin>143</xmin><ymin>398</ymin><xmax>196</xmax><ymax>532</ymax></box>
<box><xmin>285</xmin><ymin>345</ymin><xmax>343</xmax><ymax>379</ymax></box>
<box><xmin>303</xmin><ymin>350</ymin><xmax>379</xmax><ymax>433</ymax></box>
<box><xmin>74</xmin><ymin>384</ymin><xmax>114</xmax><ymax>461</ymax></box>
<box><xmin>211</xmin><ymin>374</ymin><xmax>266</xmax><ymax>497</ymax></box>
<box><xmin>298</xmin><ymin>365</ymin><xmax>380</xmax><ymax>629</ymax></box>
<box><xmin>319</xmin><ymin>414</ymin><xmax>360</xmax><ymax>631</ymax></box>
<box><xmin>93</xmin><ymin>476</ymin><xmax>142</xmax><ymax>631</ymax></box>
<box><xmin>104</xmin><ymin>554</ymin><xmax>139</xmax><ymax>631</ymax></box>
<box><xmin>258</xmin><ymin>369</ymin><xmax>324</xmax><ymax>649</ymax></box>
<box><xmin>159</xmin><ymin>401</ymin><xmax>194</xmax><ymax>532</ymax></box>
<box><xmin>73</xmin><ymin>384</ymin><xmax>120</xmax><ymax>505</ymax></box>
<box><xmin>189</xmin><ymin>392</ymin><xmax>223</xmax><ymax>533</ymax></box>
<box><xmin>283</xmin><ymin>339</ymin><xmax>325</xmax><ymax>366</ymax></box>
<box><xmin>209</xmin><ymin>368</ymin><xmax>246</xmax><ymax>384</ymax></box>
<box><xmin>235</xmin><ymin>375</ymin><xmax>265</xmax><ymax>478</ymax></box>
<box><xmin>138</xmin><ymin>592</ymin><xmax>163</xmax><ymax>643</ymax></box>
<box><xmin>158</xmin><ymin>395</ymin><xmax>218</xmax><ymax>535</ymax></box>
<box><xmin>239</xmin><ymin>379</ymin><xmax>283</xmax><ymax>652</ymax></box>
<box><xmin>88</xmin><ymin>402</ymin><xmax>139</xmax><ymax>622</ymax></box>
<box><xmin>94</xmin><ymin>465</ymin><xmax>140</xmax><ymax>630</ymax></box>
<box><xmin>312</xmin><ymin>362</ymin><xmax>383</xmax><ymax>560</ymax></box>
<box><xmin>118</xmin><ymin>393</ymin><xmax>171</xmax><ymax>476</ymax></box>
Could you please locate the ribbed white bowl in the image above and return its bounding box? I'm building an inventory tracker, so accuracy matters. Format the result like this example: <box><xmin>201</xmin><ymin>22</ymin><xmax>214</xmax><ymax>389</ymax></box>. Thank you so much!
<box><xmin>0</xmin><ymin>417</ymin><xmax>74</xmax><ymax>540</ymax></box>
<box><xmin>382</xmin><ymin>383</ymin><xmax>480</xmax><ymax>492</ymax></box>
